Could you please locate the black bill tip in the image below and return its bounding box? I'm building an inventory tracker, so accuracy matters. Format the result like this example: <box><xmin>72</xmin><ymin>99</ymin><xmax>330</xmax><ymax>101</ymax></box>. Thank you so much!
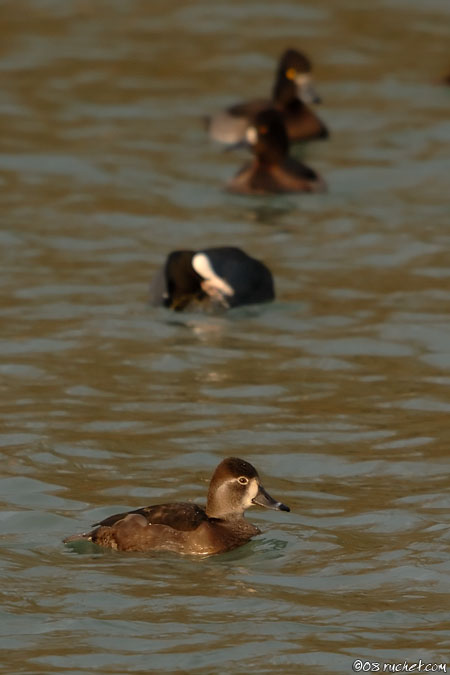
<box><xmin>277</xmin><ymin>502</ymin><xmax>290</xmax><ymax>512</ymax></box>
<box><xmin>252</xmin><ymin>484</ymin><xmax>290</xmax><ymax>512</ymax></box>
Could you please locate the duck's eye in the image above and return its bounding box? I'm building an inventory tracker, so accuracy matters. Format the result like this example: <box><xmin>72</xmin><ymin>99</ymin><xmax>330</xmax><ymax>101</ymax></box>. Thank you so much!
<box><xmin>286</xmin><ymin>67</ymin><xmax>297</xmax><ymax>80</ymax></box>
<box><xmin>238</xmin><ymin>476</ymin><xmax>249</xmax><ymax>485</ymax></box>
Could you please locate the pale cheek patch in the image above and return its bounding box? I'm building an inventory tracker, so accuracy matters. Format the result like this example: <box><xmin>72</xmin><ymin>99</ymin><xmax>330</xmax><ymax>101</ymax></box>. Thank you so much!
<box><xmin>246</xmin><ymin>126</ymin><xmax>258</xmax><ymax>145</ymax></box>
<box><xmin>244</xmin><ymin>479</ymin><xmax>259</xmax><ymax>507</ymax></box>
<box><xmin>192</xmin><ymin>253</ymin><xmax>234</xmax><ymax>299</ymax></box>
<box><xmin>295</xmin><ymin>73</ymin><xmax>311</xmax><ymax>87</ymax></box>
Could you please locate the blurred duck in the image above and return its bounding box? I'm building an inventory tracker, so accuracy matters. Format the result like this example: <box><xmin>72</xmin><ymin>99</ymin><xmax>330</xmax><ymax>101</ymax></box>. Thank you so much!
<box><xmin>63</xmin><ymin>457</ymin><xmax>290</xmax><ymax>556</ymax></box>
<box><xmin>150</xmin><ymin>246</ymin><xmax>275</xmax><ymax>311</ymax></box>
<box><xmin>227</xmin><ymin>108</ymin><xmax>326</xmax><ymax>195</ymax></box>
<box><xmin>207</xmin><ymin>48</ymin><xmax>328</xmax><ymax>145</ymax></box>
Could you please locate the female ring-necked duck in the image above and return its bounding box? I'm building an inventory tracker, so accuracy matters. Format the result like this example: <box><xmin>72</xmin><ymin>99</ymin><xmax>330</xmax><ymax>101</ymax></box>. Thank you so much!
<box><xmin>150</xmin><ymin>246</ymin><xmax>275</xmax><ymax>311</ymax></box>
<box><xmin>227</xmin><ymin>108</ymin><xmax>327</xmax><ymax>195</ymax></box>
<box><xmin>64</xmin><ymin>457</ymin><xmax>290</xmax><ymax>556</ymax></box>
<box><xmin>207</xmin><ymin>48</ymin><xmax>328</xmax><ymax>145</ymax></box>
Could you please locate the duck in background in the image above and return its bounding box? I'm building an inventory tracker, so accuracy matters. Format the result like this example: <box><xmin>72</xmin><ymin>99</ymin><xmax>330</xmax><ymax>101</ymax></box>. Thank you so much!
<box><xmin>207</xmin><ymin>48</ymin><xmax>328</xmax><ymax>145</ymax></box>
<box><xmin>150</xmin><ymin>246</ymin><xmax>275</xmax><ymax>311</ymax></box>
<box><xmin>227</xmin><ymin>108</ymin><xmax>327</xmax><ymax>195</ymax></box>
<box><xmin>64</xmin><ymin>457</ymin><xmax>290</xmax><ymax>556</ymax></box>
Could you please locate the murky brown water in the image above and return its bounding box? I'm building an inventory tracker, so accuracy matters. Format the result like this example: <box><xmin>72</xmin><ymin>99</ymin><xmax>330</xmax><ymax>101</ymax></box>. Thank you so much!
<box><xmin>1</xmin><ymin>0</ymin><xmax>449</xmax><ymax>673</ymax></box>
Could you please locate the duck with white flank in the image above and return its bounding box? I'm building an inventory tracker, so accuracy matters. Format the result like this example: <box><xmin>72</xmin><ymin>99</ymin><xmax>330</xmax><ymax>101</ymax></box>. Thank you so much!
<box><xmin>207</xmin><ymin>48</ymin><xmax>328</xmax><ymax>145</ymax></box>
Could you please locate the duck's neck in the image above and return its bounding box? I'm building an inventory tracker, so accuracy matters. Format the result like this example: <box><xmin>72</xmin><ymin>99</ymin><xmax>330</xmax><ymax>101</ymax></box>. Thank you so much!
<box><xmin>272</xmin><ymin>76</ymin><xmax>298</xmax><ymax>107</ymax></box>
<box><xmin>254</xmin><ymin>144</ymin><xmax>287</xmax><ymax>167</ymax></box>
<box><xmin>206</xmin><ymin>489</ymin><xmax>244</xmax><ymax>520</ymax></box>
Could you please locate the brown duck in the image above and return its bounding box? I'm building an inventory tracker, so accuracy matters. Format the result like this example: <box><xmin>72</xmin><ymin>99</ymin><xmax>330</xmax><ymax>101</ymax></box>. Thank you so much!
<box><xmin>64</xmin><ymin>457</ymin><xmax>290</xmax><ymax>556</ymax></box>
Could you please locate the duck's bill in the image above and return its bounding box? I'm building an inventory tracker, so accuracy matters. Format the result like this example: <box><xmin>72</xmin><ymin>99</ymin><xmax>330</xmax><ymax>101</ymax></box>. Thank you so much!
<box><xmin>296</xmin><ymin>74</ymin><xmax>322</xmax><ymax>104</ymax></box>
<box><xmin>252</xmin><ymin>484</ymin><xmax>290</xmax><ymax>512</ymax></box>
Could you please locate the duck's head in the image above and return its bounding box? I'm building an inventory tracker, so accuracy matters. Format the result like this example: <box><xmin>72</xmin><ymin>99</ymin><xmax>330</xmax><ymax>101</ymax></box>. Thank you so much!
<box><xmin>206</xmin><ymin>457</ymin><xmax>290</xmax><ymax>519</ymax></box>
<box><xmin>274</xmin><ymin>48</ymin><xmax>322</xmax><ymax>105</ymax></box>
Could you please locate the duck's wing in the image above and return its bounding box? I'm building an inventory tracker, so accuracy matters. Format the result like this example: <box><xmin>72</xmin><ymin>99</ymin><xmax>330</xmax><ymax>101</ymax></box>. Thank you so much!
<box><xmin>228</xmin><ymin>98</ymin><xmax>270</xmax><ymax>117</ymax></box>
<box><xmin>284</xmin><ymin>156</ymin><xmax>320</xmax><ymax>181</ymax></box>
<box><xmin>284</xmin><ymin>99</ymin><xmax>329</xmax><ymax>142</ymax></box>
<box><xmin>92</xmin><ymin>502</ymin><xmax>208</xmax><ymax>532</ymax></box>
<box><xmin>269</xmin><ymin>157</ymin><xmax>326</xmax><ymax>193</ymax></box>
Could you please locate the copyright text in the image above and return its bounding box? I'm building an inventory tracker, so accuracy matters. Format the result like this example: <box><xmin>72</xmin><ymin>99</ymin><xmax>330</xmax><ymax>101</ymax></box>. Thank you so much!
<box><xmin>352</xmin><ymin>660</ymin><xmax>447</xmax><ymax>673</ymax></box>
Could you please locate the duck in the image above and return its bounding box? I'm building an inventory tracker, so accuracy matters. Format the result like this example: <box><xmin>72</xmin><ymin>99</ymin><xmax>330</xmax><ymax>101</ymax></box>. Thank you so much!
<box><xmin>150</xmin><ymin>246</ymin><xmax>275</xmax><ymax>311</ymax></box>
<box><xmin>63</xmin><ymin>457</ymin><xmax>290</xmax><ymax>556</ymax></box>
<box><xmin>227</xmin><ymin>108</ymin><xmax>326</xmax><ymax>195</ymax></box>
<box><xmin>207</xmin><ymin>48</ymin><xmax>328</xmax><ymax>145</ymax></box>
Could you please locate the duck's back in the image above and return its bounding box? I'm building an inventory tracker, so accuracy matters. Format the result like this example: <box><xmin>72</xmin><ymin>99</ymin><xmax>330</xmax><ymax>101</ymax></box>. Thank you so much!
<box><xmin>282</xmin><ymin>99</ymin><xmax>328</xmax><ymax>141</ymax></box>
<box><xmin>228</xmin><ymin>157</ymin><xmax>325</xmax><ymax>195</ymax></box>
<box><xmin>197</xmin><ymin>247</ymin><xmax>274</xmax><ymax>306</ymax></box>
<box><xmin>228</xmin><ymin>160</ymin><xmax>285</xmax><ymax>195</ymax></box>
<box><xmin>92</xmin><ymin>502</ymin><xmax>208</xmax><ymax>531</ymax></box>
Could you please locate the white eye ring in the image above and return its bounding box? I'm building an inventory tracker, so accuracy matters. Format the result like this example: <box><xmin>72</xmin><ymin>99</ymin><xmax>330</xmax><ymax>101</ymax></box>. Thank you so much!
<box><xmin>238</xmin><ymin>476</ymin><xmax>249</xmax><ymax>485</ymax></box>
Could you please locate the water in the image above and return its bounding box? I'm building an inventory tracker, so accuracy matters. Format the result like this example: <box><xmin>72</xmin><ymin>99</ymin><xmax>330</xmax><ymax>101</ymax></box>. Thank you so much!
<box><xmin>0</xmin><ymin>0</ymin><xmax>449</xmax><ymax>673</ymax></box>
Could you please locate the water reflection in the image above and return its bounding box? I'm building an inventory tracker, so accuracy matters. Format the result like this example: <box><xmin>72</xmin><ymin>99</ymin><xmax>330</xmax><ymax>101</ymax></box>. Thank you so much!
<box><xmin>235</xmin><ymin>203</ymin><xmax>299</xmax><ymax>227</ymax></box>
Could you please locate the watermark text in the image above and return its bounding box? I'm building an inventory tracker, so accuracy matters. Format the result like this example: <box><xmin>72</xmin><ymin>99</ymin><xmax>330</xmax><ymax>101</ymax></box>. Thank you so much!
<box><xmin>352</xmin><ymin>660</ymin><xmax>447</xmax><ymax>673</ymax></box>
